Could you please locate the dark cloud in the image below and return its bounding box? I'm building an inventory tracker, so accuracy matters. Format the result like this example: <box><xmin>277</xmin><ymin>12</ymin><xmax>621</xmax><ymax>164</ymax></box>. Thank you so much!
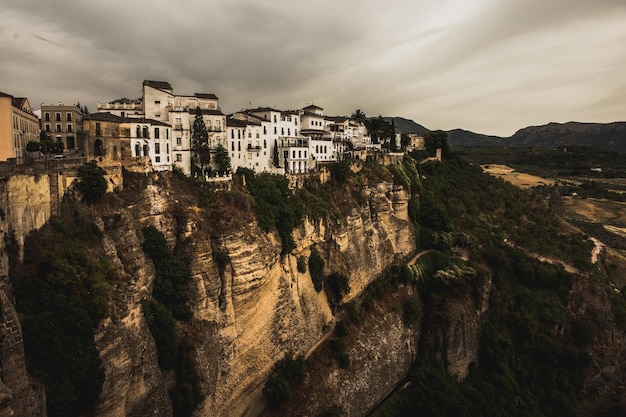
<box><xmin>1</xmin><ymin>0</ymin><xmax>625</xmax><ymax>135</ymax></box>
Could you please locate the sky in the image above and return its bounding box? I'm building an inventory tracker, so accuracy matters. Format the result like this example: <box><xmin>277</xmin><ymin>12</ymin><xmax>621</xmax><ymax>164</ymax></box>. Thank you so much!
<box><xmin>1</xmin><ymin>0</ymin><xmax>625</xmax><ymax>137</ymax></box>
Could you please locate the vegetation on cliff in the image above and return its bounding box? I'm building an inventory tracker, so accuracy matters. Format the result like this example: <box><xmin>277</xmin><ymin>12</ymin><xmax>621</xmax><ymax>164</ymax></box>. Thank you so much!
<box><xmin>141</xmin><ymin>226</ymin><xmax>202</xmax><ymax>417</ymax></box>
<box><xmin>10</xmin><ymin>202</ymin><xmax>112</xmax><ymax>417</ymax></box>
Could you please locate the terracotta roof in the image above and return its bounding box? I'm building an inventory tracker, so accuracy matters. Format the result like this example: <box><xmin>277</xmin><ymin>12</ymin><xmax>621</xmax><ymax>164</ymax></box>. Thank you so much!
<box><xmin>247</xmin><ymin>106</ymin><xmax>280</xmax><ymax>113</ymax></box>
<box><xmin>143</xmin><ymin>80</ymin><xmax>172</xmax><ymax>91</ymax></box>
<box><xmin>110</xmin><ymin>97</ymin><xmax>141</xmax><ymax>104</ymax></box>
<box><xmin>188</xmin><ymin>108</ymin><xmax>224</xmax><ymax>116</ymax></box>
<box><xmin>326</xmin><ymin>116</ymin><xmax>348</xmax><ymax>123</ymax></box>
<box><xmin>301</xmin><ymin>110</ymin><xmax>324</xmax><ymax>118</ymax></box>
<box><xmin>226</xmin><ymin>118</ymin><xmax>247</xmax><ymax>128</ymax></box>
<box><xmin>85</xmin><ymin>112</ymin><xmax>123</xmax><ymax>122</ymax></box>
<box><xmin>12</xmin><ymin>97</ymin><xmax>28</xmax><ymax>109</ymax></box>
<box><xmin>194</xmin><ymin>93</ymin><xmax>218</xmax><ymax>100</ymax></box>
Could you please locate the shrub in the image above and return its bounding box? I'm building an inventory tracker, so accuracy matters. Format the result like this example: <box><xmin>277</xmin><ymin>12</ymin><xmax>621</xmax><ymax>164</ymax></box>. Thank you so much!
<box><xmin>308</xmin><ymin>249</ymin><xmax>325</xmax><ymax>292</ymax></box>
<box><xmin>142</xmin><ymin>226</ymin><xmax>192</xmax><ymax>320</ymax></box>
<box><xmin>142</xmin><ymin>300</ymin><xmax>178</xmax><ymax>369</ymax></box>
<box><xmin>263</xmin><ymin>355</ymin><xmax>306</xmax><ymax>409</ymax></box>
<box><xmin>76</xmin><ymin>160</ymin><xmax>108</xmax><ymax>204</ymax></box>
<box><xmin>297</xmin><ymin>255</ymin><xmax>307</xmax><ymax>273</ymax></box>
<box><xmin>326</xmin><ymin>272</ymin><xmax>350</xmax><ymax>304</ymax></box>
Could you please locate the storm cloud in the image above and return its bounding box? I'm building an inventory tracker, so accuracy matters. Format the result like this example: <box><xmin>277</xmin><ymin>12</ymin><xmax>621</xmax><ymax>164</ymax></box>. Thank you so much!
<box><xmin>1</xmin><ymin>0</ymin><xmax>625</xmax><ymax>136</ymax></box>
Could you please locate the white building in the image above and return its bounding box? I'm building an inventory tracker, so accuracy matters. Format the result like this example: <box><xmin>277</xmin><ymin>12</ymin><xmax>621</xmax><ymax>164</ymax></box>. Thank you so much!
<box><xmin>97</xmin><ymin>80</ymin><xmax>225</xmax><ymax>175</ymax></box>
<box><xmin>128</xmin><ymin>118</ymin><xmax>172</xmax><ymax>171</ymax></box>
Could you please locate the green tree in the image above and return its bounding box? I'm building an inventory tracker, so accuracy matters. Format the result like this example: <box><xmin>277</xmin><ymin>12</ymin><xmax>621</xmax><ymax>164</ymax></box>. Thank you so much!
<box><xmin>76</xmin><ymin>161</ymin><xmax>108</xmax><ymax>204</ymax></box>
<box><xmin>273</xmin><ymin>139</ymin><xmax>280</xmax><ymax>167</ymax></box>
<box><xmin>424</xmin><ymin>130</ymin><xmax>449</xmax><ymax>157</ymax></box>
<box><xmin>214</xmin><ymin>143</ymin><xmax>231</xmax><ymax>175</ymax></box>
<box><xmin>191</xmin><ymin>107</ymin><xmax>210</xmax><ymax>176</ymax></box>
<box><xmin>26</xmin><ymin>141</ymin><xmax>41</xmax><ymax>153</ymax></box>
<box><xmin>350</xmin><ymin>109</ymin><xmax>367</xmax><ymax>124</ymax></box>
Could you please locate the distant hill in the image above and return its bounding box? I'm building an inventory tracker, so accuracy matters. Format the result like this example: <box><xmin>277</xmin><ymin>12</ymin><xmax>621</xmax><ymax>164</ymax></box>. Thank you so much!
<box><xmin>506</xmin><ymin>121</ymin><xmax>626</xmax><ymax>152</ymax></box>
<box><xmin>447</xmin><ymin>129</ymin><xmax>504</xmax><ymax>147</ymax></box>
<box><xmin>383</xmin><ymin>117</ymin><xmax>626</xmax><ymax>152</ymax></box>
<box><xmin>384</xmin><ymin>117</ymin><xmax>430</xmax><ymax>135</ymax></box>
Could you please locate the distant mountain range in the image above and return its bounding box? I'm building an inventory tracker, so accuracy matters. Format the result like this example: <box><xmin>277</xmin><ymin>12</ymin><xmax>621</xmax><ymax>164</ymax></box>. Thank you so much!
<box><xmin>385</xmin><ymin>118</ymin><xmax>626</xmax><ymax>153</ymax></box>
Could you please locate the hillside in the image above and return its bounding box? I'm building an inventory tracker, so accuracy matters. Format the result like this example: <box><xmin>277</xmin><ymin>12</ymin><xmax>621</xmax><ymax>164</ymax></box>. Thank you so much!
<box><xmin>1</xmin><ymin>156</ymin><xmax>625</xmax><ymax>417</ymax></box>
<box><xmin>384</xmin><ymin>116</ymin><xmax>430</xmax><ymax>135</ymax></box>
<box><xmin>385</xmin><ymin>116</ymin><xmax>626</xmax><ymax>153</ymax></box>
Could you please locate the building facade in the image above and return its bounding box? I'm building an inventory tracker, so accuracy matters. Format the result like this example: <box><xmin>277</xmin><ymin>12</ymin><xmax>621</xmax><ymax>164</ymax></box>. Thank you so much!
<box><xmin>0</xmin><ymin>92</ymin><xmax>39</xmax><ymax>162</ymax></box>
<box><xmin>40</xmin><ymin>103</ymin><xmax>85</xmax><ymax>151</ymax></box>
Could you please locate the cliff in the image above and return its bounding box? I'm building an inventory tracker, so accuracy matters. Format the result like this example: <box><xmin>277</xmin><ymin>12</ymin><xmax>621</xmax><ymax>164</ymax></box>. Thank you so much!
<box><xmin>88</xmin><ymin>174</ymin><xmax>417</xmax><ymax>417</ymax></box>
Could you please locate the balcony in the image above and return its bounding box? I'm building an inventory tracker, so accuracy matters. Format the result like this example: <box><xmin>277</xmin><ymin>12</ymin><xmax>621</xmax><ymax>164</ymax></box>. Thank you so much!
<box><xmin>247</xmin><ymin>144</ymin><xmax>261</xmax><ymax>151</ymax></box>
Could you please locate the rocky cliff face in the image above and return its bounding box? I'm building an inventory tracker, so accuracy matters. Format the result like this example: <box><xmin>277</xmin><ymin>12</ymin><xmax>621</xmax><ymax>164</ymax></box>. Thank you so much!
<box><xmin>88</xmin><ymin>175</ymin><xmax>416</xmax><ymax>417</ymax></box>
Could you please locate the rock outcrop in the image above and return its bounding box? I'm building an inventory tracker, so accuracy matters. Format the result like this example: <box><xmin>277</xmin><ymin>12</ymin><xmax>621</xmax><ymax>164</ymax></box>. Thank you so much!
<box><xmin>89</xmin><ymin>175</ymin><xmax>416</xmax><ymax>417</ymax></box>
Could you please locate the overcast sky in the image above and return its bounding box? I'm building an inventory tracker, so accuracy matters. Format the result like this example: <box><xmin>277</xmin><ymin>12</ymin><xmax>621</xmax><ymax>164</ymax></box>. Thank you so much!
<box><xmin>1</xmin><ymin>0</ymin><xmax>625</xmax><ymax>136</ymax></box>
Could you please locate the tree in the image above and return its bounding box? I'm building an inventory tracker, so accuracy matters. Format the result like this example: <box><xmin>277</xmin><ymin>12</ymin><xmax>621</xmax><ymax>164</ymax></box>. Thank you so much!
<box><xmin>214</xmin><ymin>143</ymin><xmax>231</xmax><ymax>175</ymax></box>
<box><xmin>351</xmin><ymin>109</ymin><xmax>367</xmax><ymax>124</ymax></box>
<box><xmin>26</xmin><ymin>141</ymin><xmax>41</xmax><ymax>153</ymax></box>
<box><xmin>191</xmin><ymin>107</ymin><xmax>210</xmax><ymax>176</ymax></box>
<box><xmin>76</xmin><ymin>161</ymin><xmax>108</xmax><ymax>204</ymax></box>
<box><xmin>424</xmin><ymin>130</ymin><xmax>449</xmax><ymax>157</ymax></box>
<box><xmin>273</xmin><ymin>139</ymin><xmax>280</xmax><ymax>167</ymax></box>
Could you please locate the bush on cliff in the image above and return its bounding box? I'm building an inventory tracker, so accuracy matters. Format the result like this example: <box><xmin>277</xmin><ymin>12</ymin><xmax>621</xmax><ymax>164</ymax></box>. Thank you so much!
<box><xmin>263</xmin><ymin>355</ymin><xmax>306</xmax><ymax>410</ymax></box>
<box><xmin>11</xmin><ymin>202</ymin><xmax>111</xmax><ymax>417</ymax></box>
<box><xmin>142</xmin><ymin>226</ymin><xmax>192</xmax><ymax>320</ymax></box>
<box><xmin>76</xmin><ymin>160</ymin><xmax>108</xmax><ymax>204</ymax></box>
<box><xmin>237</xmin><ymin>169</ymin><xmax>303</xmax><ymax>254</ymax></box>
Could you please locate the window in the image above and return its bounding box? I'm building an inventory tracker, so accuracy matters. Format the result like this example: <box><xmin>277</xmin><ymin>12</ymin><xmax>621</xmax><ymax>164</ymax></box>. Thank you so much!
<box><xmin>295</xmin><ymin>129</ymin><xmax>297</xmax><ymax>136</ymax></box>
<box><xmin>44</xmin><ymin>112</ymin><xmax>50</xmax><ymax>121</ymax></box>
<box><xmin>248</xmin><ymin>131</ymin><xmax>251</xmax><ymax>138</ymax></box>
<box><xmin>176</xmin><ymin>137</ymin><xmax>182</xmax><ymax>146</ymax></box>
<box><xmin>55</xmin><ymin>113</ymin><xmax>61</xmax><ymax>121</ymax></box>
<box><xmin>96</xmin><ymin>123</ymin><xmax>101</xmax><ymax>136</ymax></box>
<box><xmin>263</xmin><ymin>126</ymin><xmax>267</xmax><ymax>134</ymax></box>
<box><xmin>66</xmin><ymin>113</ymin><xmax>72</xmax><ymax>121</ymax></box>
<box><xmin>137</xmin><ymin>126</ymin><xmax>141</xmax><ymax>138</ymax></box>
<box><xmin>263</xmin><ymin>140</ymin><xmax>267</xmax><ymax>148</ymax></box>
<box><xmin>175</xmin><ymin>153</ymin><xmax>182</xmax><ymax>162</ymax></box>
<box><xmin>67</xmin><ymin>124</ymin><xmax>73</xmax><ymax>133</ymax></box>
<box><xmin>56</xmin><ymin>124</ymin><xmax>62</xmax><ymax>132</ymax></box>
<box><xmin>142</xmin><ymin>126</ymin><xmax>148</xmax><ymax>138</ymax></box>
<box><xmin>231</xmin><ymin>142</ymin><xmax>235</xmax><ymax>151</ymax></box>
<box><xmin>288</xmin><ymin>128</ymin><xmax>291</xmax><ymax>135</ymax></box>
<box><xmin>135</xmin><ymin>144</ymin><xmax>140</xmax><ymax>157</ymax></box>
<box><xmin>155</xmin><ymin>143</ymin><xmax>160</xmax><ymax>154</ymax></box>
<box><xmin>281</xmin><ymin>128</ymin><xmax>284</xmax><ymax>135</ymax></box>
<box><xmin>294</xmin><ymin>118</ymin><xmax>298</xmax><ymax>125</ymax></box>
<box><xmin>231</xmin><ymin>130</ymin><xmax>235</xmax><ymax>139</ymax></box>
<box><xmin>155</xmin><ymin>156</ymin><xmax>161</xmax><ymax>163</ymax></box>
<box><xmin>274</xmin><ymin>127</ymin><xmax>277</xmax><ymax>134</ymax></box>
<box><xmin>238</xmin><ymin>142</ymin><xmax>241</xmax><ymax>151</ymax></box>
<box><xmin>166</xmin><ymin>143</ymin><xmax>169</xmax><ymax>153</ymax></box>
<box><xmin>273</xmin><ymin>115</ymin><xmax>277</xmax><ymax>123</ymax></box>
<box><xmin>166</xmin><ymin>129</ymin><xmax>169</xmax><ymax>139</ymax></box>
<box><xmin>155</xmin><ymin>100</ymin><xmax>160</xmax><ymax>105</ymax></box>
<box><xmin>292</xmin><ymin>150</ymin><xmax>295</xmax><ymax>158</ymax></box>
<box><xmin>154</xmin><ymin>127</ymin><xmax>160</xmax><ymax>139</ymax></box>
<box><xmin>45</xmin><ymin>124</ymin><xmax>50</xmax><ymax>133</ymax></box>
<box><xmin>299</xmin><ymin>150</ymin><xmax>302</xmax><ymax>158</ymax></box>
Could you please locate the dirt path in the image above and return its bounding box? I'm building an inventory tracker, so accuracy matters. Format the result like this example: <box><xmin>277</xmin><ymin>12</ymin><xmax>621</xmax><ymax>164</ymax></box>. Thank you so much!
<box><xmin>590</xmin><ymin>237</ymin><xmax>604</xmax><ymax>264</ymax></box>
<box><xmin>407</xmin><ymin>249</ymin><xmax>434</xmax><ymax>265</ymax></box>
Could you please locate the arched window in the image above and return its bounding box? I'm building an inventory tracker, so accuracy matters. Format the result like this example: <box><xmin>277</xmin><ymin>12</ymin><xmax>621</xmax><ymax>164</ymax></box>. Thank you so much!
<box><xmin>136</xmin><ymin>126</ymin><xmax>141</xmax><ymax>138</ymax></box>
<box><xmin>135</xmin><ymin>143</ymin><xmax>140</xmax><ymax>156</ymax></box>
<box><xmin>143</xmin><ymin>126</ymin><xmax>149</xmax><ymax>138</ymax></box>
